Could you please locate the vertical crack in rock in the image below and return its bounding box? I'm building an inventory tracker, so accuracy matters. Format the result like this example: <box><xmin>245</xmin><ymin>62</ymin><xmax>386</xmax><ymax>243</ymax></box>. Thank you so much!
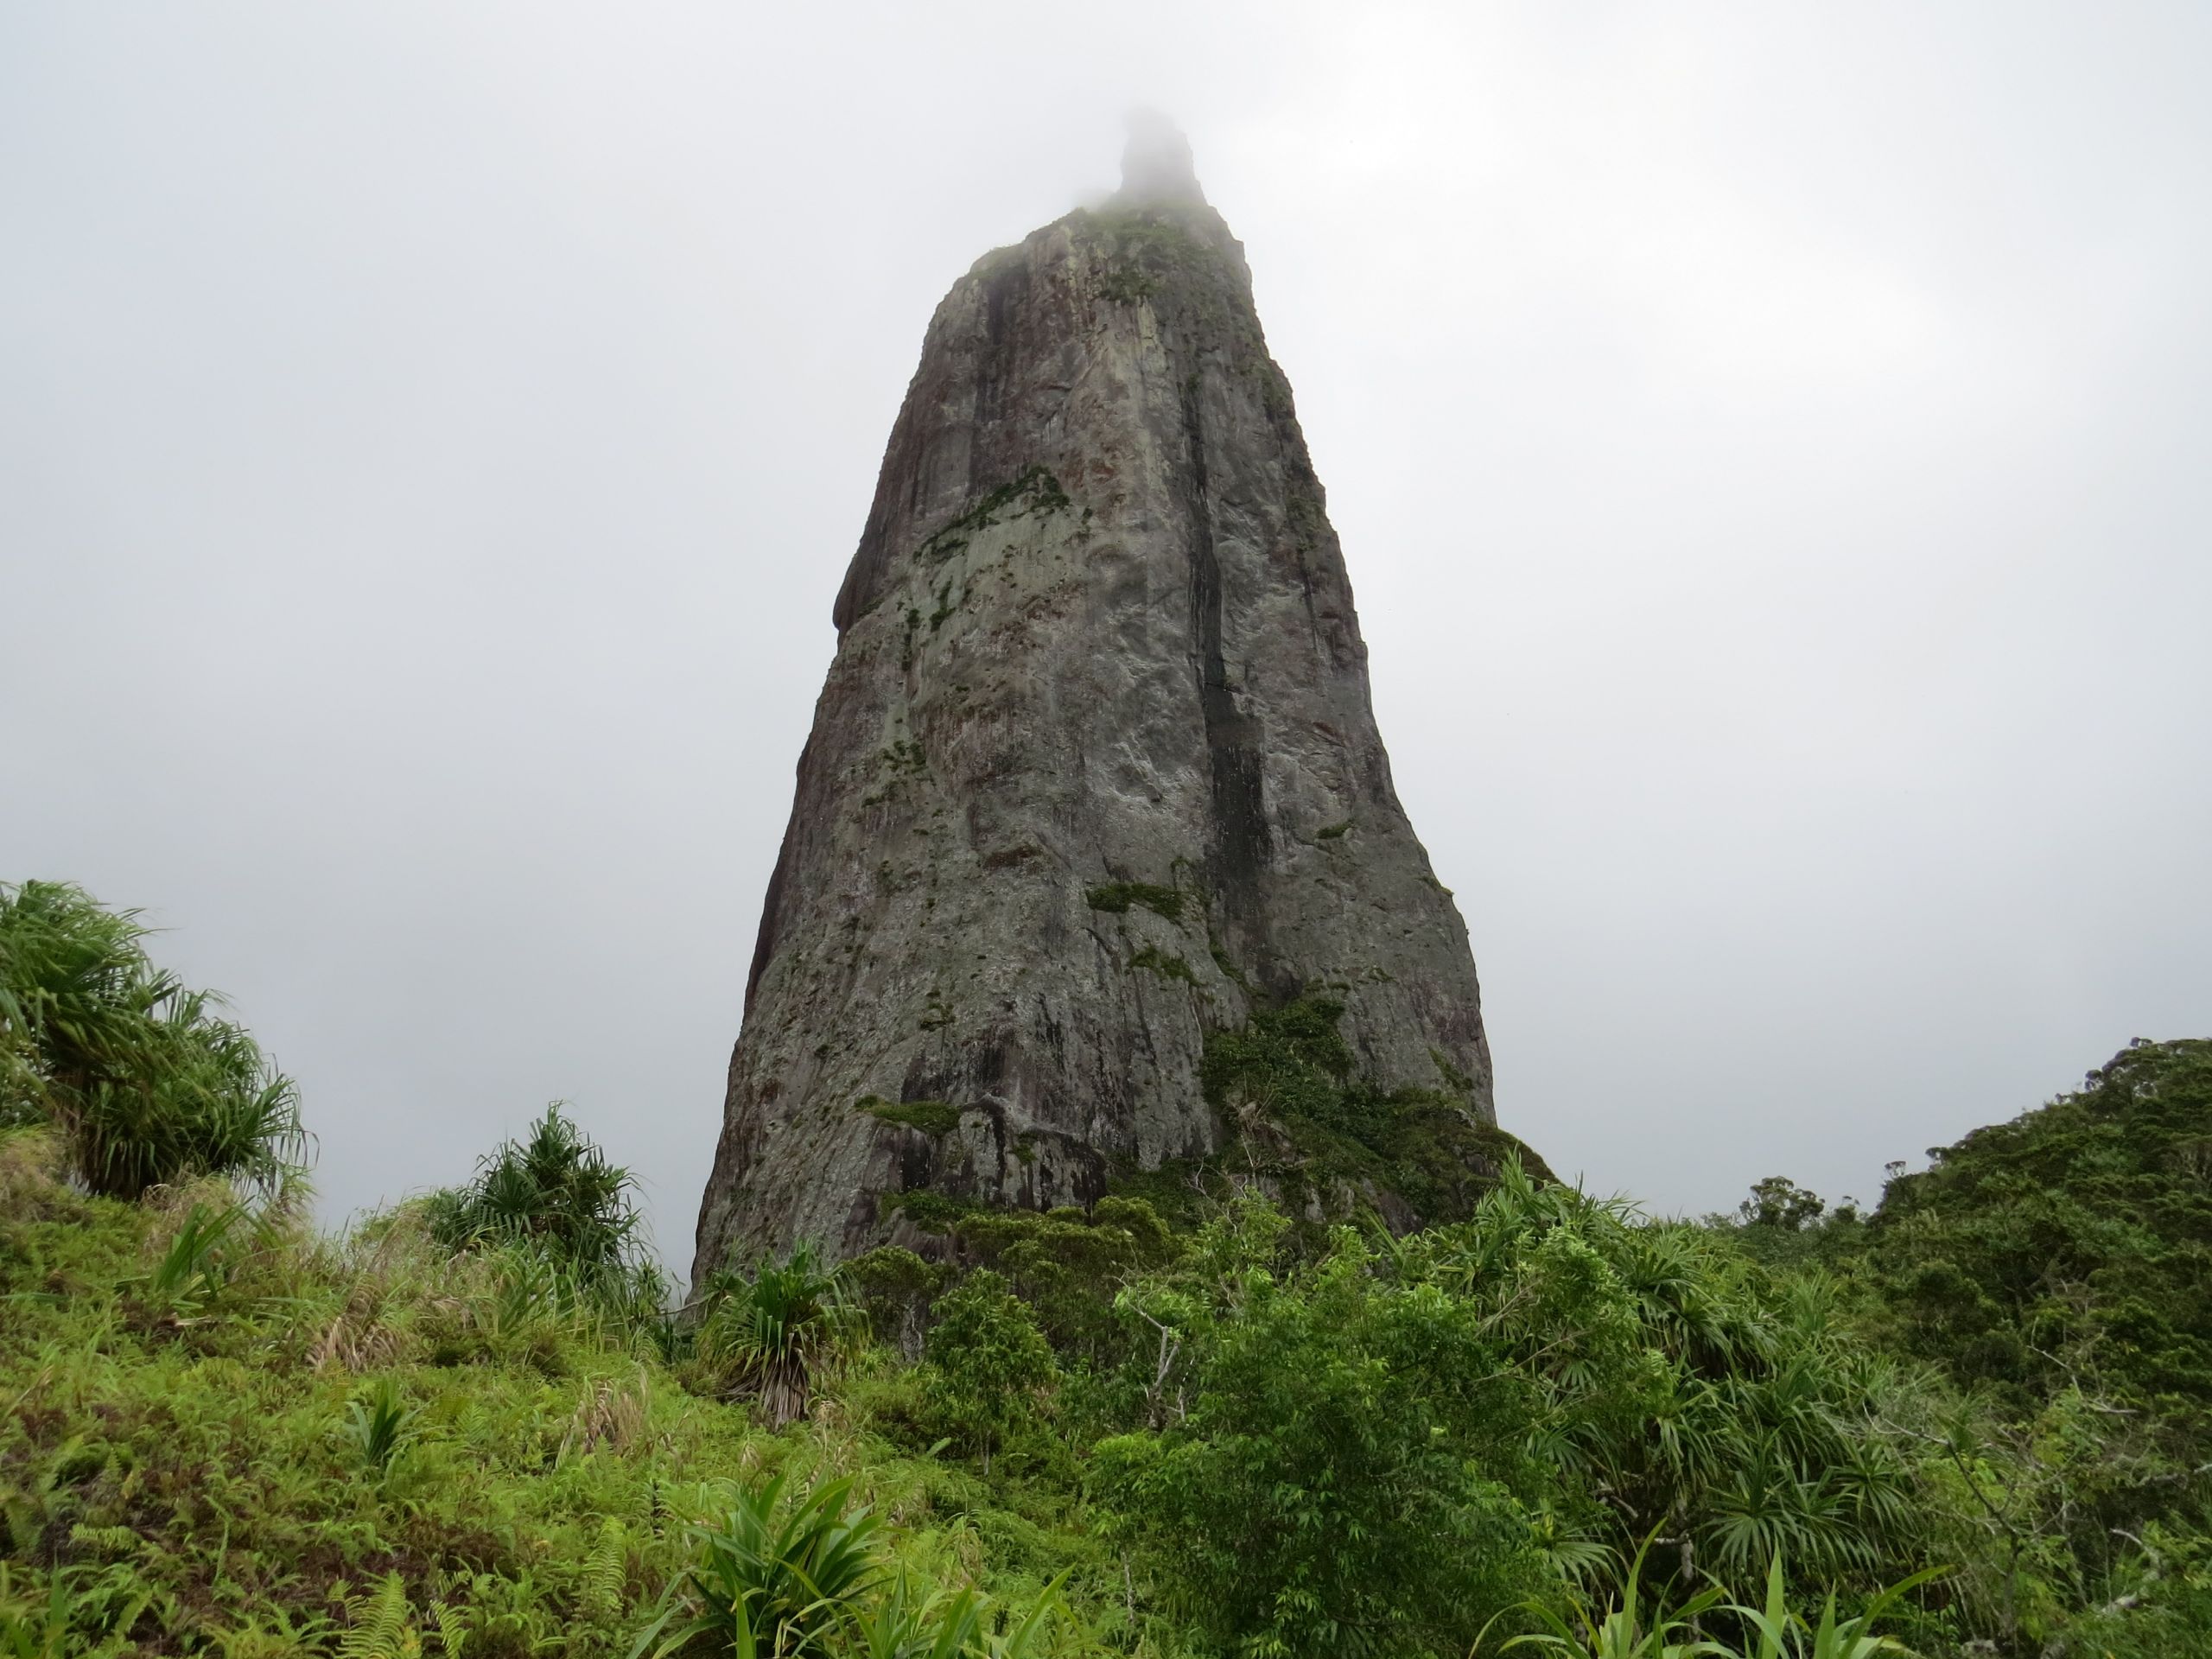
<box><xmin>693</xmin><ymin>123</ymin><xmax>1513</xmax><ymax>1278</ymax></box>
<box><xmin>1178</xmin><ymin>367</ymin><xmax>1271</xmax><ymax>983</ymax></box>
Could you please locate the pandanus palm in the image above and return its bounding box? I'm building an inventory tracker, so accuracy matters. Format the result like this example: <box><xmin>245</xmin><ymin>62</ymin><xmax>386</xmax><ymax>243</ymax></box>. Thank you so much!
<box><xmin>0</xmin><ymin>880</ymin><xmax>304</xmax><ymax>1198</ymax></box>
<box><xmin>696</xmin><ymin>1242</ymin><xmax>858</xmax><ymax>1426</ymax></box>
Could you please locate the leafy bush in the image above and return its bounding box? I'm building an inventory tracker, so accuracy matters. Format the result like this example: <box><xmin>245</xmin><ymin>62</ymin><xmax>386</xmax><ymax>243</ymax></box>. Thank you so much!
<box><xmin>696</xmin><ymin>1241</ymin><xmax>859</xmax><ymax>1426</ymax></box>
<box><xmin>0</xmin><ymin>880</ymin><xmax>304</xmax><ymax>1198</ymax></box>
<box><xmin>427</xmin><ymin>1102</ymin><xmax>646</xmax><ymax>1279</ymax></box>
<box><xmin>633</xmin><ymin>1471</ymin><xmax>883</xmax><ymax>1658</ymax></box>
<box><xmin>1096</xmin><ymin>1172</ymin><xmax>1937</xmax><ymax>1659</ymax></box>
<box><xmin>1096</xmin><ymin>1198</ymin><xmax>1541</xmax><ymax>1659</ymax></box>
<box><xmin>921</xmin><ymin>1271</ymin><xmax>1057</xmax><ymax>1477</ymax></box>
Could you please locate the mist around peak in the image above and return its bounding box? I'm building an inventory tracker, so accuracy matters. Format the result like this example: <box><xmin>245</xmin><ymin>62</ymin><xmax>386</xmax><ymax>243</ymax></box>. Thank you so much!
<box><xmin>1116</xmin><ymin>106</ymin><xmax>1207</xmax><ymax>207</ymax></box>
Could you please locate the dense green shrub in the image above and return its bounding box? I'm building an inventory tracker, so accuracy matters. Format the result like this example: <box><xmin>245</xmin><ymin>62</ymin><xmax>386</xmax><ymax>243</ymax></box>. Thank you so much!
<box><xmin>921</xmin><ymin>1271</ymin><xmax>1058</xmax><ymax>1476</ymax></box>
<box><xmin>0</xmin><ymin>880</ymin><xmax>304</xmax><ymax>1198</ymax></box>
<box><xmin>426</xmin><ymin>1102</ymin><xmax>646</xmax><ymax>1280</ymax></box>
<box><xmin>1096</xmin><ymin>1202</ymin><xmax>1542</xmax><ymax>1659</ymax></box>
<box><xmin>1095</xmin><ymin>1172</ymin><xmax>1936</xmax><ymax>1658</ymax></box>
<box><xmin>695</xmin><ymin>1241</ymin><xmax>860</xmax><ymax>1425</ymax></box>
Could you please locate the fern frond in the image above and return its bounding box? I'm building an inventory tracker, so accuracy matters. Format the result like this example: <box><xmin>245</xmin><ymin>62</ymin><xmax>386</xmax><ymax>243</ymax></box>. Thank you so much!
<box><xmin>338</xmin><ymin>1571</ymin><xmax>413</xmax><ymax>1659</ymax></box>
<box><xmin>429</xmin><ymin>1597</ymin><xmax>470</xmax><ymax>1656</ymax></box>
<box><xmin>582</xmin><ymin>1516</ymin><xmax>626</xmax><ymax>1622</ymax></box>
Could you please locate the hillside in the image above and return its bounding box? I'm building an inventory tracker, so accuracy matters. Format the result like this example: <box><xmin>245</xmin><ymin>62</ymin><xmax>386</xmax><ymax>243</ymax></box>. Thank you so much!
<box><xmin>5</xmin><ymin>880</ymin><xmax>2210</xmax><ymax>1657</ymax></box>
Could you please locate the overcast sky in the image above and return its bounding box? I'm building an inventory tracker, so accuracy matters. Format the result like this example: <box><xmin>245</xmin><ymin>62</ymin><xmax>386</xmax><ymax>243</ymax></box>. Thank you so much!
<box><xmin>6</xmin><ymin>3</ymin><xmax>2209</xmax><ymax>1258</ymax></box>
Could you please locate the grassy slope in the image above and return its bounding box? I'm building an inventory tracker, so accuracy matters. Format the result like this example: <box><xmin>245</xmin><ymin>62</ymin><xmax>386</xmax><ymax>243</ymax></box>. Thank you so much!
<box><xmin>0</xmin><ymin>1134</ymin><xmax>1108</xmax><ymax>1657</ymax></box>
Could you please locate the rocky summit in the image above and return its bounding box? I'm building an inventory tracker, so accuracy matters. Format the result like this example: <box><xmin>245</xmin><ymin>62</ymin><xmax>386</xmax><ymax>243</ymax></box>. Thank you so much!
<box><xmin>694</xmin><ymin>122</ymin><xmax>1541</xmax><ymax>1278</ymax></box>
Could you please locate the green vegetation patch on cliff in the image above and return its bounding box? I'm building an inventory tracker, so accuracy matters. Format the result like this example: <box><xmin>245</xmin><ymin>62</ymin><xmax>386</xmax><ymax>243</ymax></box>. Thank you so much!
<box><xmin>1073</xmin><ymin>206</ymin><xmax>1266</xmax><ymax>368</ymax></box>
<box><xmin>916</xmin><ymin>467</ymin><xmax>1071</xmax><ymax>567</ymax></box>
<box><xmin>1199</xmin><ymin>995</ymin><xmax>1548</xmax><ymax>1226</ymax></box>
<box><xmin>1126</xmin><ymin>945</ymin><xmax>1198</xmax><ymax>986</ymax></box>
<box><xmin>860</xmin><ymin>1096</ymin><xmax>963</xmax><ymax>1137</ymax></box>
<box><xmin>1084</xmin><ymin>882</ymin><xmax>1185</xmax><ymax>925</ymax></box>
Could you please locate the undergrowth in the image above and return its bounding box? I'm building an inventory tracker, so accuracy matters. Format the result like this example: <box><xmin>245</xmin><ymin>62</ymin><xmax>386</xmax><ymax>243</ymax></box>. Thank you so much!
<box><xmin>0</xmin><ymin>1135</ymin><xmax>1102</xmax><ymax>1657</ymax></box>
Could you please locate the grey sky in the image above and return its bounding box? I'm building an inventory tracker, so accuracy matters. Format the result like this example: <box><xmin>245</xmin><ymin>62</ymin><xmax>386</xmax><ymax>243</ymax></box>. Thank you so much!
<box><xmin>5</xmin><ymin>3</ymin><xmax>2207</xmax><ymax>1258</ymax></box>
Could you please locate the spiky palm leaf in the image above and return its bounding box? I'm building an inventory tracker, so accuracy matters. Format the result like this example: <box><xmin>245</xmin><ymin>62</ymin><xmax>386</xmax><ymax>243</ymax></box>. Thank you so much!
<box><xmin>0</xmin><ymin>880</ymin><xmax>305</xmax><ymax>1198</ymax></box>
<box><xmin>696</xmin><ymin>1243</ymin><xmax>859</xmax><ymax>1427</ymax></box>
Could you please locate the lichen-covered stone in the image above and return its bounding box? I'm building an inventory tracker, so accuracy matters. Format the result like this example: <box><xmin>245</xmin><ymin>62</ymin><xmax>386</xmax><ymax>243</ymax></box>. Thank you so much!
<box><xmin>694</xmin><ymin>137</ymin><xmax>1505</xmax><ymax>1275</ymax></box>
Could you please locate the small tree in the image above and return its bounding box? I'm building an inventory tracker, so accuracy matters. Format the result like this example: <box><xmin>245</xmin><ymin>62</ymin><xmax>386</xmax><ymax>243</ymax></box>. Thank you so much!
<box><xmin>1738</xmin><ymin>1175</ymin><xmax>1825</xmax><ymax>1230</ymax></box>
<box><xmin>427</xmin><ymin>1103</ymin><xmax>643</xmax><ymax>1277</ymax></box>
<box><xmin>923</xmin><ymin>1269</ymin><xmax>1056</xmax><ymax>1475</ymax></box>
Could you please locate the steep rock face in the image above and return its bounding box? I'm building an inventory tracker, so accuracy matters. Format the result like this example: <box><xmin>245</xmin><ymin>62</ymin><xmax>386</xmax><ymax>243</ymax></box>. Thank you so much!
<box><xmin>695</xmin><ymin>143</ymin><xmax>1503</xmax><ymax>1276</ymax></box>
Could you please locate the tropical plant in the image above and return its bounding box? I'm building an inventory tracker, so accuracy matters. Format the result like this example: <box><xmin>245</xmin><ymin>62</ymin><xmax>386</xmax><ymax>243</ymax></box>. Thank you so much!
<box><xmin>136</xmin><ymin>1199</ymin><xmax>245</xmax><ymax>1316</ymax></box>
<box><xmin>696</xmin><ymin>1241</ymin><xmax>859</xmax><ymax>1426</ymax></box>
<box><xmin>340</xmin><ymin>1376</ymin><xmax>422</xmax><ymax>1474</ymax></box>
<box><xmin>850</xmin><ymin>1576</ymin><xmax>986</xmax><ymax>1659</ymax></box>
<box><xmin>1491</xmin><ymin>1535</ymin><xmax>1726</xmax><ymax>1659</ymax></box>
<box><xmin>427</xmin><ymin>1102</ymin><xmax>643</xmax><ymax>1275</ymax></box>
<box><xmin>1719</xmin><ymin>1552</ymin><xmax>1942</xmax><ymax>1659</ymax></box>
<box><xmin>0</xmin><ymin>880</ymin><xmax>304</xmax><ymax>1198</ymax></box>
<box><xmin>1494</xmin><ymin>1546</ymin><xmax>1939</xmax><ymax>1659</ymax></box>
<box><xmin>920</xmin><ymin>1270</ymin><xmax>1057</xmax><ymax>1477</ymax></box>
<box><xmin>0</xmin><ymin>1565</ymin><xmax>73</xmax><ymax>1659</ymax></box>
<box><xmin>631</xmin><ymin>1471</ymin><xmax>885</xmax><ymax>1659</ymax></box>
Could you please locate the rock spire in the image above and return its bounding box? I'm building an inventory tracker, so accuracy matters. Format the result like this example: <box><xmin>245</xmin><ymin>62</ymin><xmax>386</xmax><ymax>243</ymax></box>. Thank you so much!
<box><xmin>694</xmin><ymin>127</ymin><xmax>1528</xmax><ymax>1276</ymax></box>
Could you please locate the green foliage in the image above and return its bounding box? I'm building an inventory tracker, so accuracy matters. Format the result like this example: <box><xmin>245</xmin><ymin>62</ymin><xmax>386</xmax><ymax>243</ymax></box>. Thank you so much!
<box><xmin>1705</xmin><ymin>1039</ymin><xmax>2212</xmax><ymax>1653</ymax></box>
<box><xmin>1199</xmin><ymin>995</ymin><xmax>1555</xmax><ymax>1226</ymax></box>
<box><xmin>340</xmin><ymin>1376</ymin><xmax>422</xmax><ymax>1474</ymax></box>
<box><xmin>696</xmin><ymin>1242</ymin><xmax>860</xmax><ymax>1426</ymax></box>
<box><xmin>0</xmin><ymin>1566</ymin><xmax>75</xmax><ymax>1659</ymax></box>
<box><xmin>0</xmin><ymin>880</ymin><xmax>304</xmax><ymax>1198</ymax></box>
<box><xmin>1863</xmin><ymin>1039</ymin><xmax>2212</xmax><ymax>1428</ymax></box>
<box><xmin>136</xmin><ymin>1198</ymin><xmax>247</xmax><ymax>1316</ymax></box>
<box><xmin>1097</xmin><ymin>264</ymin><xmax>1154</xmax><ymax>304</ymax></box>
<box><xmin>1082</xmin><ymin>882</ymin><xmax>1185</xmax><ymax>924</ymax></box>
<box><xmin>1097</xmin><ymin>1172</ymin><xmax>1937</xmax><ymax>1659</ymax></box>
<box><xmin>0</xmin><ymin>1140</ymin><xmax>1114</xmax><ymax>1658</ymax></box>
<box><xmin>916</xmin><ymin>468</ymin><xmax>1071</xmax><ymax>567</ymax></box>
<box><xmin>632</xmin><ymin>1471</ymin><xmax>885</xmax><ymax>1658</ymax></box>
<box><xmin>1714</xmin><ymin>1552</ymin><xmax>1944</xmax><ymax>1659</ymax></box>
<box><xmin>426</xmin><ymin>1102</ymin><xmax>646</xmax><ymax>1282</ymax></box>
<box><xmin>846</xmin><ymin>1571</ymin><xmax>1066</xmax><ymax>1659</ymax></box>
<box><xmin>1096</xmin><ymin>1202</ymin><xmax>1541</xmax><ymax>1659</ymax></box>
<box><xmin>863</xmin><ymin>1096</ymin><xmax>964</xmax><ymax>1136</ymax></box>
<box><xmin>894</xmin><ymin>1199</ymin><xmax>1173</xmax><ymax>1362</ymax></box>
<box><xmin>10</xmin><ymin>881</ymin><xmax>2212</xmax><ymax>1659</ymax></box>
<box><xmin>1738</xmin><ymin>1178</ymin><xmax>1827</xmax><ymax>1232</ymax></box>
<box><xmin>1495</xmin><ymin>1535</ymin><xmax>1727</xmax><ymax>1659</ymax></box>
<box><xmin>1500</xmin><ymin>1547</ymin><xmax>1937</xmax><ymax>1659</ymax></box>
<box><xmin>1199</xmin><ymin>994</ymin><xmax>1353</xmax><ymax>1123</ymax></box>
<box><xmin>846</xmin><ymin>1246</ymin><xmax>952</xmax><ymax>1357</ymax></box>
<box><xmin>1126</xmin><ymin>945</ymin><xmax>1198</xmax><ymax>985</ymax></box>
<box><xmin>922</xmin><ymin>1273</ymin><xmax>1057</xmax><ymax>1475</ymax></box>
